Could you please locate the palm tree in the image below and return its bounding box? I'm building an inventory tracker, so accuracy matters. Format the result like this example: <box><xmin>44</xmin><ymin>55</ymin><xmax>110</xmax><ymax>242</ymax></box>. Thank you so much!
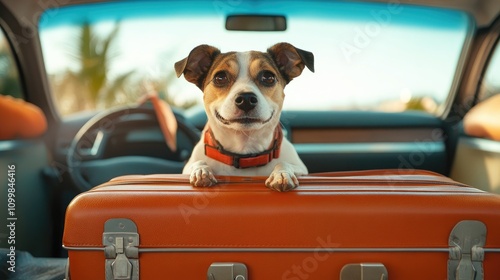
<box><xmin>78</xmin><ymin>22</ymin><xmax>135</xmax><ymax>108</ymax></box>
<box><xmin>52</xmin><ymin>21</ymin><xmax>198</xmax><ymax>115</ymax></box>
<box><xmin>65</xmin><ymin>21</ymin><xmax>134</xmax><ymax>110</ymax></box>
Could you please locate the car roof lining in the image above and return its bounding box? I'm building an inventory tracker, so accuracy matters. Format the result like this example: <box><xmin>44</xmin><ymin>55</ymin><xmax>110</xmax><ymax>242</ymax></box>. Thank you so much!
<box><xmin>367</xmin><ymin>0</ymin><xmax>499</xmax><ymax>27</ymax></box>
<box><xmin>1</xmin><ymin>0</ymin><xmax>499</xmax><ymax>28</ymax></box>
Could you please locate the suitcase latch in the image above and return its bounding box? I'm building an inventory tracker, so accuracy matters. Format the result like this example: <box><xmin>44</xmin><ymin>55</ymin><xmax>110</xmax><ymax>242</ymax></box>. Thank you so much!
<box><xmin>207</xmin><ymin>262</ymin><xmax>248</xmax><ymax>280</ymax></box>
<box><xmin>103</xmin><ymin>219</ymin><xmax>140</xmax><ymax>280</ymax></box>
<box><xmin>340</xmin><ymin>263</ymin><xmax>388</xmax><ymax>280</ymax></box>
<box><xmin>448</xmin><ymin>220</ymin><xmax>486</xmax><ymax>280</ymax></box>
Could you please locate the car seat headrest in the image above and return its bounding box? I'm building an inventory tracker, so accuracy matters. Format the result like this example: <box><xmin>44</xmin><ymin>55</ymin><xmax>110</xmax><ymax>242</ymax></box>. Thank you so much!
<box><xmin>0</xmin><ymin>95</ymin><xmax>47</xmax><ymax>140</ymax></box>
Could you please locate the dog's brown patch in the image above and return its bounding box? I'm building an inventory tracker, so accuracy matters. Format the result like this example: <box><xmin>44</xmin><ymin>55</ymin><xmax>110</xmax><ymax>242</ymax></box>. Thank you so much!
<box><xmin>174</xmin><ymin>45</ymin><xmax>221</xmax><ymax>88</ymax></box>
<box><xmin>202</xmin><ymin>52</ymin><xmax>239</xmax><ymax>104</ymax></box>
<box><xmin>248</xmin><ymin>52</ymin><xmax>285</xmax><ymax>105</ymax></box>
<box><xmin>267</xmin><ymin>42</ymin><xmax>315</xmax><ymax>83</ymax></box>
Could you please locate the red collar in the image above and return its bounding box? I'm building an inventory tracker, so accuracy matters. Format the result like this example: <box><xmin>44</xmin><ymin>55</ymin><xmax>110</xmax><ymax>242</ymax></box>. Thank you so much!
<box><xmin>204</xmin><ymin>126</ymin><xmax>283</xmax><ymax>169</ymax></box>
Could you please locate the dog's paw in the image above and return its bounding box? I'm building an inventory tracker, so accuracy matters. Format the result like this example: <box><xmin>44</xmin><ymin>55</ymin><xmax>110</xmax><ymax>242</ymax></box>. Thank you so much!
<box><xmin>265</xmin><ymin>170</ymin><xmax>299</xmax><ymax>192</ymax></box>
<box><xmin>190</xmin><ymin>166</ymin><xmax>217</xmax><ymax>187</ymax></box>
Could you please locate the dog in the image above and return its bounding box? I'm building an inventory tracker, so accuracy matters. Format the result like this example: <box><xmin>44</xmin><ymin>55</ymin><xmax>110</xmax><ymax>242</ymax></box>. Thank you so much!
<box><xmin>175</xmin><ymin>42</ymin><xmax>314</xmax><ymax>191</ymax></box>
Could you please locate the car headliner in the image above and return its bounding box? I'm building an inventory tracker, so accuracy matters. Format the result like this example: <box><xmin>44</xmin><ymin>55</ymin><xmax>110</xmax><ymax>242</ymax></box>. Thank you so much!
<box><xmin>1</xmin><ymin>0</ymin><xmax>499</xmax><ymax>28</ymax></box>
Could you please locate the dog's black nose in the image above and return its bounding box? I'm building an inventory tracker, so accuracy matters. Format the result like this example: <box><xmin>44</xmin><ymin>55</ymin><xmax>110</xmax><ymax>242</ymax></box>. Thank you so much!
<box><xmin>235</xmin><ymin>93</ymin><xmax>258</xmax><ymax>112</ymax></box>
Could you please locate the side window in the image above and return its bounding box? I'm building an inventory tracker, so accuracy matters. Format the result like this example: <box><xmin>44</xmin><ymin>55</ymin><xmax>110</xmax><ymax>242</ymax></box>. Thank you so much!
<box><xmin>0</xmin><ymin>27</ymin><xmax>23</xmax><ymax>99</ymax></box>
<box><xmin>479</xmin><ymin>38</ymin><xmax>500</xmax><ymax>102</ymax></box>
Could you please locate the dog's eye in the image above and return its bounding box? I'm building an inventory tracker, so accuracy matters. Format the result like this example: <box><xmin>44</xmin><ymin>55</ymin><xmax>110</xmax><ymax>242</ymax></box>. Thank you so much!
<box><xmin>213</xmin><ymin>71</ymin><xmax>229</xmax><ymax>87</ymax></box>
<box><xmin>259</xmin><ymin>71</ymin><xmax>277</xmax><ymax>86</ymax></box>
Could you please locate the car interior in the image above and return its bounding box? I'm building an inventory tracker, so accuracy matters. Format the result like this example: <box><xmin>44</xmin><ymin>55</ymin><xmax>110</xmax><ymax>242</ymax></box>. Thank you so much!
<box><xmin>0</xmin><ymin>0</ymin><xmax>500</xmax><ymax>279</ymax></box>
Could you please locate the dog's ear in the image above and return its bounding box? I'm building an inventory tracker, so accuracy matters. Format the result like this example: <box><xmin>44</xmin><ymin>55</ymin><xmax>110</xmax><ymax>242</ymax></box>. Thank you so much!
<box><xmin>267</xmin><ymin>42</ymin><xmax>314</xmax><ymax>83</ymax></box>
<box><xmin>174</xmin><ymin>45</ymin><xmax>221</xmax><ymax>89</ymax></box>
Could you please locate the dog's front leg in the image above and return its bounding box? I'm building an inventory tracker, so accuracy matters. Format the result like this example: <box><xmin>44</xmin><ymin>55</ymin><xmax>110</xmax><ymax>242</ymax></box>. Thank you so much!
<box><xmin>265</xmin><ymin>162</ymin><xmax>300</xmax><ymax>192</ymax></box>
<box><xmin>187</xmin><ymin>160</ymin><xmax>218</xmax><ymax>187</ymax></box>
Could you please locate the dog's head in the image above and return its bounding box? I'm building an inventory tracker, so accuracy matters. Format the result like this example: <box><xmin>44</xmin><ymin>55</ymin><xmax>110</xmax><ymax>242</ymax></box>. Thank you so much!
<box><xmin>175</xmin><ymin>43</ymin><xmax>314</xmax><ymax>131</ymax></box>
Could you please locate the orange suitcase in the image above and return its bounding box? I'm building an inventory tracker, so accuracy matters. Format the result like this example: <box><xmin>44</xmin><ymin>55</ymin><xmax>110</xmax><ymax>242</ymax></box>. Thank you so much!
<box><xmin>63</xmin><ymin>170</ymin><xmax>500</xmax><ymax>280</ymax></box>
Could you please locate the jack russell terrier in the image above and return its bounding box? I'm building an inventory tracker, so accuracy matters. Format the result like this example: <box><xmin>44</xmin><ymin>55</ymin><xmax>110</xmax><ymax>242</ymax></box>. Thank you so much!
<box><xmin>175</xmin><ymin>42</ymin><xmax>314</xmax><ymax>191</ymax></box>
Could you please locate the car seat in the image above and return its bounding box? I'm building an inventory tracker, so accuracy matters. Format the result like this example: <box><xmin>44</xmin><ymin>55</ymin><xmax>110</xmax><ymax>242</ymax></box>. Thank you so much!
<box><xmin>451</xmin><ymin>94</ymin><xmax>500</xmax><ymax>193</ymax></box>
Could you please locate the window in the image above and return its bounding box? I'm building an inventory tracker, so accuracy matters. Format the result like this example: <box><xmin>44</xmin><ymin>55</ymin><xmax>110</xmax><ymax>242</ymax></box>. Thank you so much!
<box><xmin>38</xmin><ymin>1</ymin><xmax>472</xmax><ymax>117</ymax></box>
<box><xmin>0</xmin><ymin>27</ymin><xmax>22</xmax><ymax>99</ymax></box>
<box><xmin>479</xmin><ymin>38</ymin><xmax>500</xmax><ymax>102</ymax></box>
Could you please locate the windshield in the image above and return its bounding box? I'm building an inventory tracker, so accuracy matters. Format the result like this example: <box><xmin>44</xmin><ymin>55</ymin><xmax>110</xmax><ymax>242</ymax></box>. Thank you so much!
<box><xmin>39</xmin><ymin>0</ymin><xmax>472</xmax><ymax>117</ymax></box>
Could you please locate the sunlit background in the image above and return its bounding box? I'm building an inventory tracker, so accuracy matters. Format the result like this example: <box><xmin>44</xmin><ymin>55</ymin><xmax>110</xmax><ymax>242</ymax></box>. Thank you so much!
<box><xmin>35</xmin><ymin>0</ymin><xmax>474</xmax><ymax>116</ymax></box>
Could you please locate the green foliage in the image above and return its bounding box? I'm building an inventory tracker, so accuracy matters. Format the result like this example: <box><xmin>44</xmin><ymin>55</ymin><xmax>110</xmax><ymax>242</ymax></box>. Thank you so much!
<box><xmin>50</xmin><ymin>21</ymin><xmax>198</xmax><ymax>115</ymax></box>
<box><xmin>0</xmin><ymin>37</ymin><xmax>23</xmax><ymax>99</ymax></box>
<box><xmin>71</xmin><ymin>22</ymin><xmax>134</xmax><ymax>108</ymax></box>
<box><xmin>404</xmin><ymin>96</ymin><xmax>437</xmax><ymax>114</ymax></box>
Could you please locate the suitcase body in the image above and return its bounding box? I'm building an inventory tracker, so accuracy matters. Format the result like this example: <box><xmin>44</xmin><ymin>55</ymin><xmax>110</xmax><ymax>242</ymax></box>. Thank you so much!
<box><xmin>63</xmin><ymin>170</ymin><xmax>500</xmax><ymax>279</ymax></box>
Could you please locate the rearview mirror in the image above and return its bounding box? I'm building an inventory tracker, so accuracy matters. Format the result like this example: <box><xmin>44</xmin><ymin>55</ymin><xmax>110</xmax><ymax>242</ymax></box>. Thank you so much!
<box><xmin>226</xmin><ymin>15</ymin><xmax>287</xmax><ymax>31</ymax></box>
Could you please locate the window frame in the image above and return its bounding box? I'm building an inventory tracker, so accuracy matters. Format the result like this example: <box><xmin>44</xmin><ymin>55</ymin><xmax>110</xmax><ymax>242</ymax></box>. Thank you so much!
<box><xmin>477</xmin><ymin>36</ymin><xmax>500</xmax><ymax>102</ymax></box>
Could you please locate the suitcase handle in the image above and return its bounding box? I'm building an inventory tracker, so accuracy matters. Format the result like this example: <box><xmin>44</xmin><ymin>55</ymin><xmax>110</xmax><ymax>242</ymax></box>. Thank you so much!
<box><xmin>340</xmin><ymin>263</ymin><xmax>388</xmax><ymax>280</ymax></box>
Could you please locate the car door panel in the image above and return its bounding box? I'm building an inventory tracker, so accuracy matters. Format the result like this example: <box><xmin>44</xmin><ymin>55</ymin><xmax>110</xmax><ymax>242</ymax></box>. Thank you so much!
<box><xmin>281</xmin><ymin>111</ymin><xmax>448</xmax><ymax>174</ymax></box>
<box><xmin>451</xmin><ymin>137</ymin><xmax>500</xmax><ymax>193</ymax></box>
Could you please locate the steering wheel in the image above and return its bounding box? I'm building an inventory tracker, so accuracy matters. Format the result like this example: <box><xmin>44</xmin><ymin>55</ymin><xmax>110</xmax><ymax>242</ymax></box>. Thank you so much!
<box><xmin>67</xmin><ymin>106</ymin><xmax>200</xmax><ymax>192</ymax></box>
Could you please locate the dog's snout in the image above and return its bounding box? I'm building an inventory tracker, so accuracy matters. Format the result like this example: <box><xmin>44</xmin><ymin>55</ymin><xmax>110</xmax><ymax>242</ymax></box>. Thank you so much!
<box><xmin>235</xmin><ymin>92</ymin><xmax>258</xmax><ymax>112</ymax></box>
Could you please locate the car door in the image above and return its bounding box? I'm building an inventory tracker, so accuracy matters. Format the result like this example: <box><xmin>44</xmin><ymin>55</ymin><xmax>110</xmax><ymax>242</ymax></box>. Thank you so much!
<box><xmin>0</xmin><ymin>24</ymin><xmax>54</xmax><ymax>257</ymax></box>
<box><xmin>450</xmin><ymin>16</ymin><xmax>500</xmax><ymax>193</ymax></box>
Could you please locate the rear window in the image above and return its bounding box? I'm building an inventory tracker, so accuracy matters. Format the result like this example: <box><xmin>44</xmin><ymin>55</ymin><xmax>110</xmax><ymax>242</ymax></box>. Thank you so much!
<box><xmin>38</xmin><ymin>0</ymin><xmax>472</xmax><ymax>117</ymax></box>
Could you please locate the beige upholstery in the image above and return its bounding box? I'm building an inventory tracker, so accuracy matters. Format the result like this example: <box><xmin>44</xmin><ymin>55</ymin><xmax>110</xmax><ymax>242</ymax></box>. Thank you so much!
<box><xmin>451</xmin><ymin>94</ymin><xmax>500</xmax><ymax>193</ymax></box>
<box><xmin>463</xmin><ymin>94</ymin><xmax>500</xmax><ymax>141</ymax></box>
